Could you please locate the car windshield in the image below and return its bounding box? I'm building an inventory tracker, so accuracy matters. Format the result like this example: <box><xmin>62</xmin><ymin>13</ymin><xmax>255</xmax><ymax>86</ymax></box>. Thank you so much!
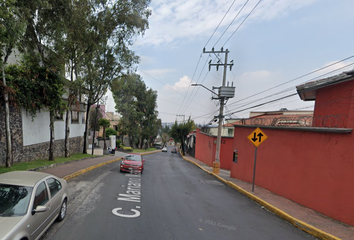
<box><xmin>125</xmin><ymin>155</ymin><xmax>141</xmax><ymax>161</ymax></box>
<box><xmin>0</xmin><ymin>184</ymin><xmax>33</xmax><ymax>217</ymax></box>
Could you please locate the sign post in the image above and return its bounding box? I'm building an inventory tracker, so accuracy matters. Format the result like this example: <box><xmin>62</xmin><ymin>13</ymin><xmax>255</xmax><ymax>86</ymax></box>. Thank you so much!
<box><xmin>247</xmin><ymin>128</ymin><xmax>268</xmax><ymax>192</ymax></box>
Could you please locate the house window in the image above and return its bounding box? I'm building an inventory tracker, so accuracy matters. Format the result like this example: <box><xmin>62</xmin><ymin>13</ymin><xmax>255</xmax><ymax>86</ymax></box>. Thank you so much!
<box><xmin>233</xmin><ymin>149</ymin><xmax>238</xmax><ymax>163</ymax></box>
<box><xmin>71</xmin><ymin>111</ymin><xmax>79</xmax><ymax>123</ymax></box>
<box><xmin>228</xmin><ymin>128</ymin><xmax>233</xmax><ymax>136</ymax></box>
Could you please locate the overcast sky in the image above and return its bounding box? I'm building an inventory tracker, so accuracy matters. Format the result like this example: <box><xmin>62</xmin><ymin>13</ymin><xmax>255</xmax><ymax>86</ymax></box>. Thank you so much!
<box><xmin>106</xmin><ymin>0</ymin><xmax>354</xmax><ymax>125</ymax></box>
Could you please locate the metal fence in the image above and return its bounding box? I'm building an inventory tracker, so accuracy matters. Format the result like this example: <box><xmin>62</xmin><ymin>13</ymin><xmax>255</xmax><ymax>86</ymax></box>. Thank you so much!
<box><xmin>235</xmin><ymin>115</ymin><xmax>348</xmax><ymax>128</ymax></box>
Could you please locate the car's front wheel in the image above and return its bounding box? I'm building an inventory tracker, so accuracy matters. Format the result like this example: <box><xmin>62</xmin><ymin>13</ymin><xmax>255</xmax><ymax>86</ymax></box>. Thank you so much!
<box><xmin>56</xmin><ymin>199</ymin><xmax>67</xmax><ymax>222</ymax></box>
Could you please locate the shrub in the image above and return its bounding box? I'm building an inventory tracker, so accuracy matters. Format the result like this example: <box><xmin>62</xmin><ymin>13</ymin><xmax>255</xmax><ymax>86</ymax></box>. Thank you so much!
<box><xmin>123</xmin><ymin>147</ymin><xmax>133</xmax><ymax>152</ymax></box>
<box><xmin>105</xmin><ymin>128</ymin><xmax>117</xmax><ymax>138</ymax></box>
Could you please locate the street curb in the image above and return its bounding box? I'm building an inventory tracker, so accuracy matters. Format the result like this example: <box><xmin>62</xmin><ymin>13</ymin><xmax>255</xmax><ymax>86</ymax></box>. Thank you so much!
<box><xmin>63</xmin><ymin>151</ymin><xmax>159</xmax><ymax>181</ymax></box>
<box><xmin>30</xmin><ymin>155</ymin><xmax>102</xmax><ymax>172</ymax></box>
<box><xmin>63</xmin><ymin>157</ymin><xmax>123</xmax><ymax>181</ymax></box>
<box><xmin>181</xmin><ymin>155</ymin><xmax>340</xmax><ymax>240</ymax></box>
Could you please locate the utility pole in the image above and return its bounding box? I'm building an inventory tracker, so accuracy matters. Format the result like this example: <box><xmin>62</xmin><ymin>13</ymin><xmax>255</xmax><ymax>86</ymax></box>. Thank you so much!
<box><xmin>203</xmin><ymin>47</ymin><xmax>234</xmax><ymax>174</ymax></box>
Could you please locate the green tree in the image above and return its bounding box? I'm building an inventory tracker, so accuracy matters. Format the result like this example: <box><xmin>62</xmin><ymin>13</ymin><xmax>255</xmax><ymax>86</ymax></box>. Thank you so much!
<box><xmin>105</xmin><ymin>128</ymin><xmax>117</xmax><ymax>138</ymax></box>
<box><xmin>161</xmin><ymin>132</ymin><xmax>170</xmax><ymax>146</ymax></box>
<box><xmin>13</xmin><ymin>0</ymin><xmax>73</xmax><ymax>159</ymax></box>
<box><xmin>4</xmin><ymin>63</ymin><xmax>64</xmax><ymax>160</ymax></box>
<box><xmin>89</xmin><ymin>105</ymin><xmax>103</xmax><ymax>132</ymax></box>
<box><xmin>74</xmin><ymin>0</ymin><xmax>151</xmax><ymax>153</ymax></box>
<box><xmin>98</xmin><ymin>118</ymin><xmax>110</xmax><ymax>150</ymax></box>
<box><xmin>112</xmin><ymin>73</ymin><xmax>160</xmax><ymax>149</ymax></box>
<box><xmin>0</xmin><ymin>0</ymin><xmax>26</xmax><ymax>167</ymax></box>
<box><xmin>169</xmin><ymin>118</ymin><xmax>195</xmax><ymax>155</ymax></box>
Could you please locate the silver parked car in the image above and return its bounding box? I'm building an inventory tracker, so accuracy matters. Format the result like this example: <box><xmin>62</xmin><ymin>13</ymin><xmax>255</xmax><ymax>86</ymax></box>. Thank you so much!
<box><xmin>0</xmin><ymin>171</ymin><xmax>68</xmax><ymax>240</ymax></box>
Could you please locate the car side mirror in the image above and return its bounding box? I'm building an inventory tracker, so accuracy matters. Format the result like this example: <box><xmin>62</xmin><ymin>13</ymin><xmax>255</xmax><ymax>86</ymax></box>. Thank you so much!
<box><xmin>32</xmin><ymin>205</ymin><xmax>47</xmax><ymax>215</ymax></box>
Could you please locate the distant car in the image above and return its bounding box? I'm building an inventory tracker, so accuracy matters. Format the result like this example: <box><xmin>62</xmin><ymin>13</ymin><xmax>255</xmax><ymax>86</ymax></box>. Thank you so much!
<box><xmin>0</xmin><ymin>171</ymin><xmax>68</xmax><ymax>240</ymax></box>
<box><xmin>171</xmin><ymin>148</ymin><xmax>177</xmax><ymax>153</ymax></box>
<box><xmin>162</xmin><ymin>147</ymin><xmax>168</xmax><ymax>152</ymax></box>
<box><xmin>120</xmin><ymin>153</ymin><xmax>145</xmax><ymax>174</ymax></box>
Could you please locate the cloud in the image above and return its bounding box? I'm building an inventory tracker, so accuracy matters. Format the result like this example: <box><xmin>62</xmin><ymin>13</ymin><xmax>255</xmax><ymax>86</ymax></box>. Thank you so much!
<box><xmin>138</xmin><ymin>55</ymin><xmax>155</xmax><ymax>65</ymax></box>
<box><xmin>143</xmin><ymin>68</ymin><xmax>176</xmax><ymax>76</ymax></box>
<box><xmin>136</xmin><ymin>0</ymin><xmax>320</xmax><ymax>47</ymax></box>
<box><xmin>239</xmin><ymin>70</ymin><xmax>272</xmax><ymax>82</ymax></box>
<box><xmin>138</xmin><ymin>68</ymin><xmax>177</xmax><ymax>80</ymax></box>
<box><xmin>313</xmin><ymin>61</ymin><xmax>354</xmax><ymax>78</ymax></box>
<box><xmin>166</xmin><ymin>75</ymin><xmax>192</xmax><ymax>91</ymax></box>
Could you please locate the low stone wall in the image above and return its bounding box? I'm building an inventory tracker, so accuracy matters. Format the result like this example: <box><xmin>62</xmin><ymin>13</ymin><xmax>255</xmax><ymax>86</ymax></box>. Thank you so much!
<box><xmin>0</xmin><ymin>136</ymin><xmax>84</xmax><ymax>166</ymax></box>
<box><xmin>0</xmin><ymin>105</ymin><xmax>84</xmax><ymax>166</ymax></box>
<box><xmin>0</xmin><ymin>106</ymin><xmax>23</xmax><ymax>166</ymax></box>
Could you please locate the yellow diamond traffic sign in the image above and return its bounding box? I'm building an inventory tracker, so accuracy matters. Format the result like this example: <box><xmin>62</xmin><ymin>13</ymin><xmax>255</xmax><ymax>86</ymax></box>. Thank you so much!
<box><xmin>247</xmin><ymin>128</ymin><xmax>268</xmax><ymax>147</ymax></box>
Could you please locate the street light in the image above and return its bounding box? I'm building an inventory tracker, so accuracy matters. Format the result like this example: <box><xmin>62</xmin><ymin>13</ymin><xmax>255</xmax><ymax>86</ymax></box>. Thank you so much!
<box><xmin>191</xmin><ymin>83</ymin><xmax>219</xmax><ymax>96</ymax></box>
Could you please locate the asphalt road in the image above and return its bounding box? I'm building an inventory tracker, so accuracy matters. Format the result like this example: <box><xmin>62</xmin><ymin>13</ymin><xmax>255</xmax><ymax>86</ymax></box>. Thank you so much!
<box><xmin>45</xmin><ymin>149</ymin><xmax>315</xmax><ymax>240</ymax></box>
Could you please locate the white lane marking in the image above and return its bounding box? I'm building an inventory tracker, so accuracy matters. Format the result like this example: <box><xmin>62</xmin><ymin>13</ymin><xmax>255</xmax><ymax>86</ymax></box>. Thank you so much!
<box><xmin>112</xmin><ymin>208</ymin><xmax>141</xmax><ymax>218</ymax></box>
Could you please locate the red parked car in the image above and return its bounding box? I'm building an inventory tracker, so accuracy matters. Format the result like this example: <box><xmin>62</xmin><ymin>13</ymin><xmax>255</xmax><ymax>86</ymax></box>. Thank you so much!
<box><xmin>120</xmin><ymin>153</ymin><xmax>145</xmax><ymax>174</ymax></box>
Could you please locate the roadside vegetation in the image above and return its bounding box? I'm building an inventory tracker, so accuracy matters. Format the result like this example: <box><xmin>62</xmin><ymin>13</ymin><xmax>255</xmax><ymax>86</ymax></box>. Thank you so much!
<box><xmin>0</xmin><ymin>153</ymin><xmax>92</xmax><ymax>174</ymax></box>
<box><xmin>1</xmin><ymin>0</ymin><xmax>153</xmax><ymax>167</ymax></box>
<box><xmin>133</xmin><ymin>148</ymin><xmax>158</xmax><ymax>153</ymax></box>
<box><xmin>0</xmin><ymin>148</ymin><xmax>160</xmax><ymax>174</ymax></box>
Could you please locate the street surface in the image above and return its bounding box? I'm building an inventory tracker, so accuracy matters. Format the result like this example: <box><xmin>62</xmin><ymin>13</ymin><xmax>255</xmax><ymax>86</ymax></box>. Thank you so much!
<box><xmin>44</xmin><ymin>148</ymin><xmax>315</xmax><ymax>240</ymax></box>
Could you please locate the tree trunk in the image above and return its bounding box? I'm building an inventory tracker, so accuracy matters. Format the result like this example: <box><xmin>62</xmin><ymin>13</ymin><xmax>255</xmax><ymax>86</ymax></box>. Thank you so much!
<box><xmin>65</xmin><ymin>65</ymin><xmax>75</xmax><ymax>157</ymax></box>
<box><xmin>138</xmin><ymin>135</ymin><xmax>142</xmax><ymax>149</ymax></box>
<box><xmin>138</xmin><ymin>125</ymin><xmax>143</xmax><ymax>149</ymax></box>
<box><xmin>103</xmin><ymin>127</ymin><xmax>107</xmax><ymax>150</ymax></box>
<box><xmin>129</xmin><ymin>135</ymin><xmax>134</xmax><ymax>149</ymax></box>
<box><xmin>64</xmin><ymin>107</ymin><xmax>70</xmax><ymax>157</ymax></box>
<box><xmin>2</xmin><ymin>62</ymin><xmax>13</xmax><ymax>167</ymax></box>
<box><xmin>83</xmin><ymin>100</ymin><xmax>91</xmax><ymax>154</ymax></box>
<box><xmin>49</xmin><ymin>110</ymin><xmax>55</xmax><ymax>160</ymax></box>
<box><xmin>91</xmin><ymin>105</ymin><xmax>99</xmax><ymax>155</ymax></box>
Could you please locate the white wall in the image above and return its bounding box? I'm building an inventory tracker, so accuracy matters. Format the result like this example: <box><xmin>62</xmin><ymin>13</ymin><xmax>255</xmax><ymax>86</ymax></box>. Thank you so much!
<box><xmin>22</xmin><ymin>109</ymin><xmax>50</xmax><ymax>146</ymax></box>
<box><xmin>22</xmin><ymin>108</ymin><xmax>86</xmax><ymax>146</ymax></box>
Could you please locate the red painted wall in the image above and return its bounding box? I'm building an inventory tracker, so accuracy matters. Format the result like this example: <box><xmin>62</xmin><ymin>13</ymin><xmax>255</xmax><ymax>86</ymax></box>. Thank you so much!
<box><xmin>231</xmin><ymin>127</ymin><xmax>354</xmax><ymax>225</ymax></box>
<box><xmin>195</xmin><ymin>130</ymin><xmax>214</xmax><ymax>166</ymax></box>
<box><xmin>231</xmin><ymin>80</ymin><xmax>354</xmax><ymax>226</ymax></box>
<box><xmin>195</xmin><ymin>130</ymin><xmax>234</xmax><ymax>170</ymax></box>
<box><xmin>313</xmin><ymin>80</ymin><xmax>354</xmax><ymax>127</ymax></box>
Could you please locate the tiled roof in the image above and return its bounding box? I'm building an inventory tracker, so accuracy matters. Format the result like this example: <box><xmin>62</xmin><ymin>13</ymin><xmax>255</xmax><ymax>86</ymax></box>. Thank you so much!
<box><xmin>296</xmin><ymin>70</ymin><xmax>354</xmax><ymax>101</ymax></box>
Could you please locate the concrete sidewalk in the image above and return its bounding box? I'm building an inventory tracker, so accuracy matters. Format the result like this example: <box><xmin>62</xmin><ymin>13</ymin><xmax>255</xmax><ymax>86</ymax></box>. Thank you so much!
<box><xmin>40</xmin><ymin>148</ymin><xmax>160</xmax><ymax>180</ymax></box>
<box><xmin>40</xmin><ymin>149</ymin><xmax>126</xmax><ymax>179</ymax></box>
<box><xmin>182</xmin><ymin>154</ymin><xmax>354</xmax><ymax>240</ymax></box>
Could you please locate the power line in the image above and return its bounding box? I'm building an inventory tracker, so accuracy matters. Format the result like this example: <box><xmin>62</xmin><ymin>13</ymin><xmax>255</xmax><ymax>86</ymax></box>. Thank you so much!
<box><xmin>214</xmin><ymin>0</ymin><xmax>250</xmax><ymax>47</ymax></box>
<box><xmin>139</xmin><ymin>69</ymin><xmax>185</xmax><ymax>97</ymax></box>
<box><xmin>225</xmin><ymin>62</ymin><xmax>354</xmax><ymax>115</ymax></box>
<box><xmin>223</xmin><ymin>0</ymin><xmax>263</xmax><ymax>47</ymax></box>
<box><xmin>193</xmin><ymin>63</ymin><xmax>354</xmax><ymax>121</ymax></box>
<box><xmin>229</xmin><ymin>93</ymin><xmax>298</xmax><ymax>115</ymax></box>
<box><xmin>227</xmin><ymin>55</ymin><xmax>354</xmax><ymax>107</ymax></box>
<box><xmin>179</xmin><ymin>55</ymin><xmax>214</xmax><ymax>115</ymax></box>
<box><xmin>204</xmin><ymin>0</ymin><xmax>238</xmax><ymax>48</ymax></box>
<box><xmin>139</xmin><ymin>66</ymin><xmax>212</xmax><ymax>115</ymax></box>
<box><xmin>177</xmin><ymin>54</ymin><xmax>203</xmax><ymax>114</ymax></box>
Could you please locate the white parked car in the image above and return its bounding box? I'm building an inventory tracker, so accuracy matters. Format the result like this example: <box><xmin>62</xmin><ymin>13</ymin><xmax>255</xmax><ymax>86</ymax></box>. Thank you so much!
<box><xmin>162</xmin><ymin>147</ymin><xmax>168</xmax><ymax>152</ymax></box>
